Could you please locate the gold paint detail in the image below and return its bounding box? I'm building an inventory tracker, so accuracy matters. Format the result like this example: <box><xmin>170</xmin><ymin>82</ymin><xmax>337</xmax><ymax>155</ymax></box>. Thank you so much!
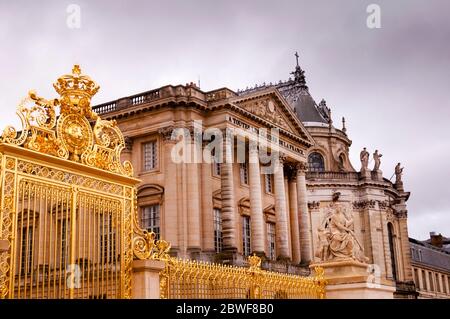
<box><xmin>1</xmin><ymin>65</ymin><xmax>133</xmax><ymax>177</ymax></box>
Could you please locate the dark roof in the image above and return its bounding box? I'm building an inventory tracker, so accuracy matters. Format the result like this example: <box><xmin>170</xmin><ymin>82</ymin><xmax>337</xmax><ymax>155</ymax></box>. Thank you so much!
<box><xmin>237</xmin><ymin>63</ymin><xmax>331</xmax><ymax>124</ymax></box>
<box><xmin>276</xmin><ymin>81</ymin><xmax>329</xmax><ymax>123</ymax></box>
<box><xmin>409</xmin><ymin>237</ymin><xmax>450</xmax><ymax>272</ymax></box>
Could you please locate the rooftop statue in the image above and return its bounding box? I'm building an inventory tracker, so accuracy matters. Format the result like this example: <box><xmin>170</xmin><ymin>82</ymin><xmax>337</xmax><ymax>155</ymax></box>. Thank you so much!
<box><xmin>360</xmin><ymin>147</ymin><xmax>370</xmax><ymax>173</ymax></box>
<box><xmin>373</xmin><ymin>149</ymin><xmax>382</xmax><ymax>171</ymax></box>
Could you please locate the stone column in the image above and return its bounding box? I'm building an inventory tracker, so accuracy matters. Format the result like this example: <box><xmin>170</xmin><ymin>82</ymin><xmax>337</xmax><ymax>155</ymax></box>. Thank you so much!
<box><xmin>287</xmin><ymin>167</ymin><xmax>301</xmax><ymax>264</ymax></box>
<box><xmin>201</xmin><ymin>156</ymin><xmax>215</xmax><ymax>253</ymax></box>
<box><xmin>397</xmin><ymin>208</ymin><xmax>413</xmax><ymax>281</ymax></box>
<box><xmin>274</xmin><ymin>156</ymin><xmax>290</xmax><ymax>260</ymax></box>
<box><xmin>296</xmin><ymin>162</ymin><xmax>312</xmax><ymax>265</ymax></box>
<box><xmin>132</xmin><ymin>259</ymin><xmax>165</xmax><ymax>299</ymax></box>
<box><xmin>159</xmin><ymin>127</ymin><xmax>179</xmax><ymax>252</ymax></box>
<box><xmin>221</xmin><ymin>134</ymin><xmax>237</xmax><ymax>251</ymax></box>
<box><xmin>187</xmin><ymin>159</ymin><xmax>201</xmax><ymax>254</ymax></box>
<box><xmin>248</xmin><ymin>145</ymin><xmax>265</xmax><ymax>255</ymax></box>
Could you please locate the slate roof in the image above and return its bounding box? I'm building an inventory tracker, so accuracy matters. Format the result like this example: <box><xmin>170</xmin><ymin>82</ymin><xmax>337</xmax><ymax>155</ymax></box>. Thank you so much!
<box><xmin>237</xmin><ymin>63</ymin><xmax>331</xmax><ymax>124</ymax></box>
<box><xmin>409</xmin><ymin>237</ymin><xmax>450</xmax><ymax>273</ymax></box>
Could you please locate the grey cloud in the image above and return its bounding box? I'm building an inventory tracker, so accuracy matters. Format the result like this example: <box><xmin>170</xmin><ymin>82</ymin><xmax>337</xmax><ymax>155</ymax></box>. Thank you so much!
<box><xmin>0</xmin><ymin>0</ymin><xmax>449</xmax><ymax>239</ymax></box>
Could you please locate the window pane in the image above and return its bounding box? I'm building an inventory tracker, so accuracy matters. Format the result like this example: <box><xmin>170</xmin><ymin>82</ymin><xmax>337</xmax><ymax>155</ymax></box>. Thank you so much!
<box><xmin>141</xmin><ymin>204</ymin><xmax>160</xmax><ymax>240</ymax></box>
<box><xmin>143</xmin><ymin>141</ymin><xmax>157</xmax><ymax>171</ymax></box>
<box><xmin>214</xmin><ymin>208</ymin><xmax>223</xmax><ymax>253</ymax></box>
<box><xmin>308</xmin><ymin>152</ymin><xmax>325</xmax><ymax>172</ymax></box>
<box><xmin>267</xmin><ymin>223</ymin><xmax>276</xmax><ymax>260</ymax></box>
<box><xmin>240</xmin><ymin>163</ymin><xmax>249</xmax><ymax>185</ymax></box>
<box><xmin>242</xmin><ymin>216</ymin><xmax>251</xmax><ymax>256</ymax></box>
<box><xmin>265</xmin><ymin>174</ymin><xmax>273</xmax><ymax>193</ymax></box>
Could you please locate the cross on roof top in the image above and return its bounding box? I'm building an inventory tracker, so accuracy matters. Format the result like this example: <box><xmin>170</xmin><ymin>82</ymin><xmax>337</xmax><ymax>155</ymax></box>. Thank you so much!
<box><xmin>295</xmin><ymin>51</ymin><xmax>299</xmax><ymax>67</ymax></box>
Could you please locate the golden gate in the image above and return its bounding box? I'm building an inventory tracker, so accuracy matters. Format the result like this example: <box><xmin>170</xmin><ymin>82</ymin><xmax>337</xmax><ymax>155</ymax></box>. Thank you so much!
<box><xmin>0</xmin><ymin>65</ymin><xmax>139</xmax><ymax>299</ymax></box>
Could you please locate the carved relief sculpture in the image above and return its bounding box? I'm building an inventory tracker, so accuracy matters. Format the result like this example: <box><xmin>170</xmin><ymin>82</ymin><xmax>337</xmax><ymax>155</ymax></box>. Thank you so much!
<box><xmin>315</xmin><ymin>193</ymin><xmax>369</xmax><ymax>264</ymax></box>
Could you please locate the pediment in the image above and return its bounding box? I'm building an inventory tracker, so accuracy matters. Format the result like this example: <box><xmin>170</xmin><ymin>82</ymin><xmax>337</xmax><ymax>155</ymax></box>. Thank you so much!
<box><xmin>232</xmin><ymin>88</ymin><xmax>314</xmax><ymax>146</ymax></box>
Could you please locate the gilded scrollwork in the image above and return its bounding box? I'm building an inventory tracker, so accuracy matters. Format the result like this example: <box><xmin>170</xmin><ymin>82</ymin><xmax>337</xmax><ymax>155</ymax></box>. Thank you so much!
<box><xmin>0</xmin><ymin>65</ymin><xmax>133</xmax><ymax>177</ymax></box>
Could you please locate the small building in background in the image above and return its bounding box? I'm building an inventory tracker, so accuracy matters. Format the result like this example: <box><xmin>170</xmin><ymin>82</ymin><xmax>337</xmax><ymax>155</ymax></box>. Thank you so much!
<box><xmin>410</xmin><ymin>232</ymin><xmax>450</xmax><ymax>298</ymax></box>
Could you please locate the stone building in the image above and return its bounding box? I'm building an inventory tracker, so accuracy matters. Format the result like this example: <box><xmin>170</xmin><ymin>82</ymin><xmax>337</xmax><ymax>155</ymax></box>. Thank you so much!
<box><xmin>410</xmin><ymin>232</ymin><xmax>450</xmax><ymax>298</ymax></box>
<box><xmin>92</xmin><ymin>57</ymin><xmax>416</xmax><ymax>298</ymax></box>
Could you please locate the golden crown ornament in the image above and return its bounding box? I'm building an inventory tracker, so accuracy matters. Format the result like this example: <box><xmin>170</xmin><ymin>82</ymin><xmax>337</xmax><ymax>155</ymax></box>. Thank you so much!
<box><xmin>1</xmin><ymin>65</ymin><xmax>133</xmax><ymax>177</ymax></box>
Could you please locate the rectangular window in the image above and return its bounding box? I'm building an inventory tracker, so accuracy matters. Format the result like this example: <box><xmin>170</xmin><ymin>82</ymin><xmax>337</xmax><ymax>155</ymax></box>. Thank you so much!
<box><xmin>213</xmin><ymin>208</ymin><xmax>223</xmax><ymax>253</ymax></box>
<box><xmin>267</xmin><ymin>223</ymin><xmax>276</xmax><ymax>261</ymax></box>
<box><xmin>20</xmin><ymin>227</ymin><xmax>33</xmax><ymax>274</ymax></box>
<box><xmin>240</xmin><ymin>163</ymin><xmax>249</xmax><ymax>185</ymax></box>
<box><xmin>418</xmin><ymin>249</ymin><xmax>422</xmax><ymax>261</ymax></box>
<box><xmin>264</xmin><ymin>174</ymin><xmax>273</xmax><ymax>194</ymax></box>
<box><xmin>143</xmin><ymin>141</ymin><xmax>157</xmax><ymax>171</ymax></box>
<box><xmin>413</xmin><ymin>269</ymin><xmax>419</xmax><ymax>289</ymax></box>
<box><xmin>141</xmin><ymin>205</ymin><xmax>160</xmax><ymax>240</ymax></box>
<box><xmin>213</xmin><ymin>162</ymin><xmax>221</xmax><ymax>177</ymax></box>
<box><xmin>242</xmin><ymin>216</ymin><xmax>251</xmax><ymax>256</ymax></box>
<box><xmin>447</xmin><ymin>276</ymin><xmax>450</xmax><ymax>294</ymax></box>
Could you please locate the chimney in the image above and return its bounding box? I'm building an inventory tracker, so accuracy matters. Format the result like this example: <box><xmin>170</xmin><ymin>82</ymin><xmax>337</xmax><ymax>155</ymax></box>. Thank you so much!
<box><xmin>430</xmin><ymin>232</ymin><xmax>443</xmax><ymax>248</ymax></box>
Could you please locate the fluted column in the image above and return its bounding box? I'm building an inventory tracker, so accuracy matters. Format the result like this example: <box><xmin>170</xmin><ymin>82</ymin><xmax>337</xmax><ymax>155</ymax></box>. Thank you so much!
<box><xmin>158</xmin><ymin>127</ymin><xmax>179</xmax><ymax>251</ymax></box>
<box><xmin>220</xmin><ymin>134</ymin><xmax>237</xmax><ymax>251</ymax></box>
<box><xmin>201</xmin><ymin>153</ymin><xmax>214</xmax><ymax>252</ymax></box>
<box><xmin>186</xmin><ymin>158</ymin><xmax>201</xmax><ymax>251</ymax></box>
<box><xmin>274</xmin><ymin>156</ymin><xmax>290</xmax><ymax>260</ymax></box>
<box><xmin>397</xmin><ymin>208</ymin><xmax>413</xmax><ymax>281</ymax></box>
<box><xmin>296</xmin><ymin>162</ymin><xmax>312</xmax><ymax>265</ymax></box>
<box><xmin>248</xmin><ymin>145</ymin><xmax>265</xmax><ymax>255</ymax></box>
<box><xmin>287</xmin><ymin>167</ymin><xmax>301</xmax><ymax>264</ymax></box>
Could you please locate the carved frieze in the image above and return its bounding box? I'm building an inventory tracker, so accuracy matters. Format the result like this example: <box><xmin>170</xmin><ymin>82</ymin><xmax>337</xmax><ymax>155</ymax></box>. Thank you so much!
<box><xmin>308</xmin><ymin>201</ymin><xmax>320</xmax><ymax>210</ymax></box>
<box><xmin>239</xmin><ymin>98</ymin><xmax>291</xmax><ymax>131</ymax></box>
<box><xmin>352</xmin><ymin>200</ymin><xmax>376</xmax><ymax>210</ymax></box>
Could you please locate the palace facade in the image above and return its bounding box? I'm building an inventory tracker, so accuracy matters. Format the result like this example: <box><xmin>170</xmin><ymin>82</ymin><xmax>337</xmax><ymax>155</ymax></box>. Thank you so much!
<box><xmin>410</xmin><ymin>232</ymin><xmax>450</xmax><ymax>298</ymax></box>
<box><xmin>92</xmin><ymin>60</ymin><xmax>416</xmax><ymax>298</ymax></box>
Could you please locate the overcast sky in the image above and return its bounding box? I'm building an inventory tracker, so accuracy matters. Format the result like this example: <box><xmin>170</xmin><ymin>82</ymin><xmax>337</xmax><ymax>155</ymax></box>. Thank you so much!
<box><xmin>1</xmin><ymin>0</ymin><xmax>449</xmax><ymax>240</ymax></box>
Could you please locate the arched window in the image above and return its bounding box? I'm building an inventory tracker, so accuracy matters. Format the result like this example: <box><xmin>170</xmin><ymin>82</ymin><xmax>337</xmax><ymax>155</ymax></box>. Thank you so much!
<box><xmin>388</xmin><ymin>223</ymin><xmax>398</xmax><ymax>281</ymax></box>
<box><xmin>308</xmin><ymin>152</ymin><xmax>325</xmax><ymax>172</ymax></box>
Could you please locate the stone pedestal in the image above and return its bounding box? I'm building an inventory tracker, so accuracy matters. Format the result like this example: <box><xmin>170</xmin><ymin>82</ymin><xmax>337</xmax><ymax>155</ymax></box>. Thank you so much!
<box><xmin>360</xmin><ymin>170</ymin><xmax>371</xmax><ymax>180</ymax></box>
<box><xmin>0</xmin><ymin>240</ymin><xmax>8</xmax><ymax>253</ymax></box>
<box><xmin>373</xmin><ymin>170</ymin><xmax>383</xmax><ymax>181</ymax></box>
<box><xmin>132</xmin><ymin>259</ymin><xmax>165</xmax><ymax>299</ymax></box>
<box><xmin>310</xmin><ymin>259</ymin><xmax>396</xmax><ymax>299</ymax></box>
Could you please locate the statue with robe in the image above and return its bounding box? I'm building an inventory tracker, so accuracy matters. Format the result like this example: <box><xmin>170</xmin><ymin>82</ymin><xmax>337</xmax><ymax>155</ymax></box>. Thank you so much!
<box><xmin>315</xmin><ymin>194</ymin><xmax>368</xmax><ymax>264</ymax></box>
<box><xmin>395</xmin><ymin>163</ymin><xmax>403</xmax><ymax>184</ymax></box>
<box><xmin>373</xmin><ymin>150</ymin><xmax>382</xmax><ymax>171</ymax></box>
<box><xmin>360</xmin><ymin>147</ymin><xmax>369</xmax><ymax>172</ymax></box>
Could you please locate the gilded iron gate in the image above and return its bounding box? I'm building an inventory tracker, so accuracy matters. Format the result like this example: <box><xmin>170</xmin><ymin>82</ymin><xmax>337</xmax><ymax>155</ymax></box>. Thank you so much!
<box><xmin>0</xmin><ymin>66</ymin><xmax>139</xmax><ymax>299</ymax></box>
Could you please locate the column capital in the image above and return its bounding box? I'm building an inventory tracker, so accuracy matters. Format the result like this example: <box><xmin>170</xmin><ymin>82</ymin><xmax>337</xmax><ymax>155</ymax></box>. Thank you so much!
<box><xmin>285</xmin><ymin>163</ymin><xmax>298</xmax><ymax>181</ymax></box>
<box><xmin>124</xmin><ymin>136</ymin><xmax>133</xmax><ymax>151</ymax></box>
<box><xmin>158</xmin><ymin>126</ymin><xmax>176</xmax><ymax>142</ymax></box>
<box><xmin>277</xmin><ymin>154</ymin><xmax>288</xmax><ymax>165</ymax></box>
<box><xmin>296</xmin><ymin>161</ymin><xmax>308</xmax><ymax>174</ymax></box>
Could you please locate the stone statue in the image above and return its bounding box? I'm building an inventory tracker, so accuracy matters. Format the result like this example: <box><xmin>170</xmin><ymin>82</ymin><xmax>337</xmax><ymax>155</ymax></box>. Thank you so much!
<box><xmin>315</xmin><ymin>194</ymin><xmax>368</xmax><ymax>264</ymax></box>
<box><xmin>360</xmin><ymin>147</ymin><xmax>370</xmax><ymax>172</ymax></box>
<box><xmin>395</xmin><ymin>163</ymin><xmax>403</xmax><ymax>184</ymax></box>
<box><xmin>373</xmin><ymin>150</ymin><xmax>382</xmax><ymax>171</ymax></box>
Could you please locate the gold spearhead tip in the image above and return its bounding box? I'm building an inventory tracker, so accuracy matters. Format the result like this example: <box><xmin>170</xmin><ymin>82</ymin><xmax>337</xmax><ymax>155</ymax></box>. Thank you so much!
<box><xmin>72</xmin><ymin>64</ymin><xmax>81</xmax><ymax>75</ymax></box>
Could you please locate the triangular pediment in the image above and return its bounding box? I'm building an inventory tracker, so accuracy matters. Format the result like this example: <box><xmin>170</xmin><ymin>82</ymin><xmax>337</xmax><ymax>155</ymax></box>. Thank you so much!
<box><xmin>231</xmin><ymin>88</ymin><xmax>315</xmax><ymax>146</ymax></box>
